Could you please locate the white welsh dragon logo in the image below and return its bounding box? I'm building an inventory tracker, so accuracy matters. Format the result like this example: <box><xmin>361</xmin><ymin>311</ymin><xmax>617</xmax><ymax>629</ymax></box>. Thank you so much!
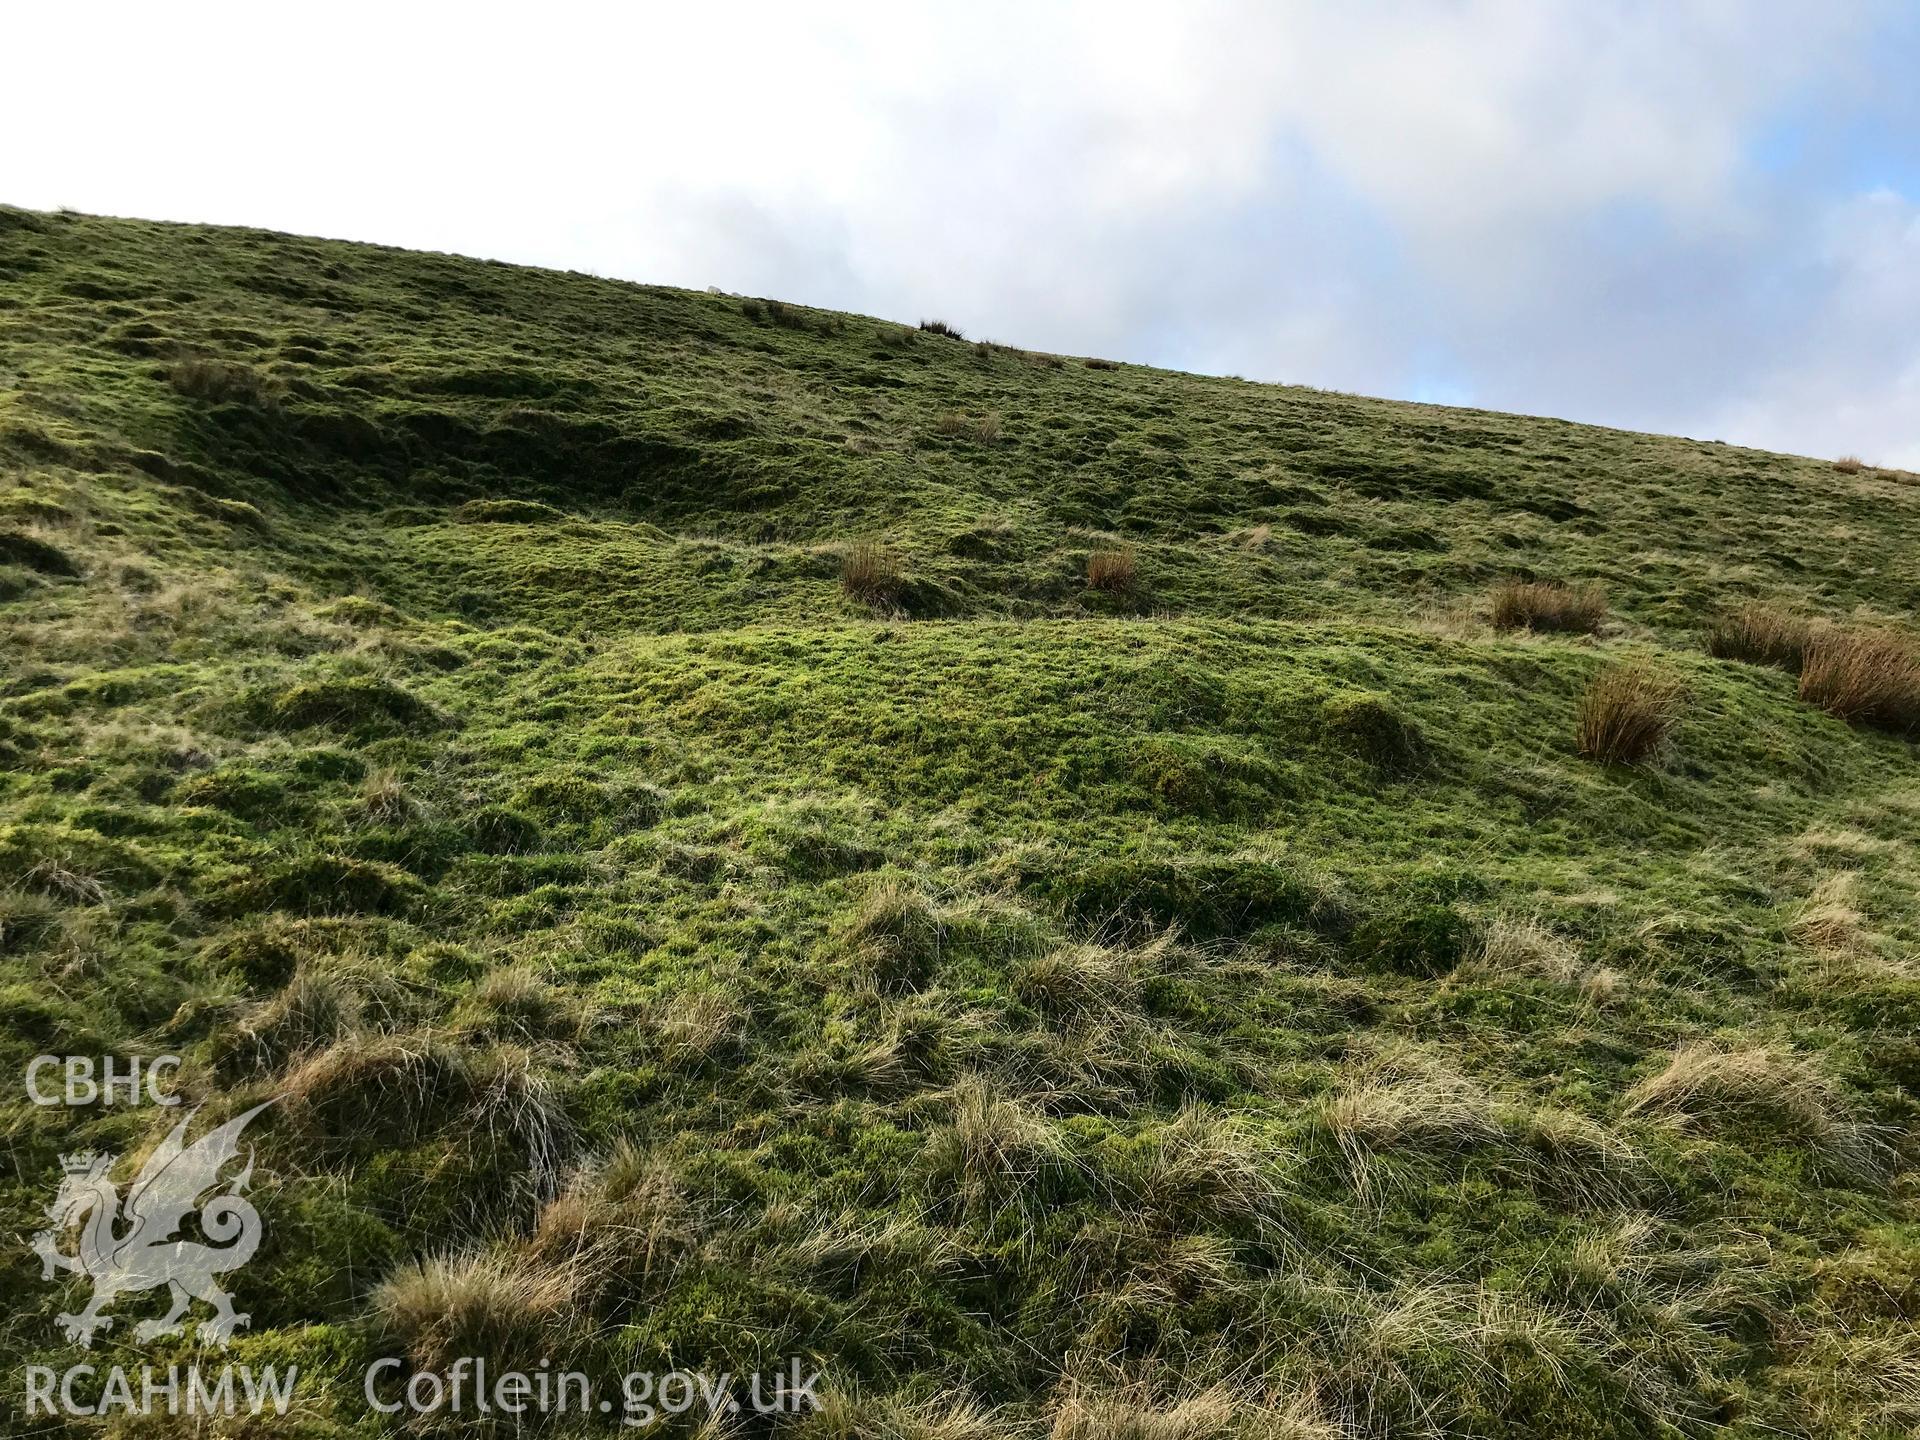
<box><xmin>31</xmin><ymin>1102</ymin><xmax>271</xmax><ymax>1348</ymax></box>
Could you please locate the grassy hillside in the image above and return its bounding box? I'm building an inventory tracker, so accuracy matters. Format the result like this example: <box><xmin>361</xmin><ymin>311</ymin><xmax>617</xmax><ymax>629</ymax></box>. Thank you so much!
<box><xmin>1</xmin><ymin>205</ymin><xmax>1917</xmax><ymax>1438</ymax></box>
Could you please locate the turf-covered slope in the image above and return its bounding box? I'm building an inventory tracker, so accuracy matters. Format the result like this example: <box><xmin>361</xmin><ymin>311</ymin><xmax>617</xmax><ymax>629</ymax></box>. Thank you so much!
<box><xmin>1</xmin><ymin>206</ymin><xmax>1917</xmax><ymax>1438</ymax></box>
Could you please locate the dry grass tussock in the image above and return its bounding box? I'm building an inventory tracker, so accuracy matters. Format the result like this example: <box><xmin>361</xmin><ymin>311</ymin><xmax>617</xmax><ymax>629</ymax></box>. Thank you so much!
<box><xmin>1490</xmin><ymin>579</ymin><xmax>1607</xmax><ymax>633</ymax></box>
<box><xmin>0</xmin><ymin>888</ymin><xmax>65</xmax><ymax>953</ymax></box>
<box><xmin>765</xmin><ymin>1205</ymin><xmax>962</xmax><ymax>1289</ymax></box>
<box><xmin>1047</xmin><ymin>1383</ymin><xmax>1339</xmax><ymax>1440</ymax></box>
<box><xmin>841</xmin><ymin>540</ymin><xmax>902</xmax><ymax>602</ymax></box>
<box><xmin>1705</xmin><ymin>601</ymin><xmax>1813</xmax><ymax>672</ymax></box>
<box><xmin>1321</xmin><ymin>1049</ymin><xmax>1499</xmax><ymax>1194</ymax></box>
<box><xmin>1469</xmin><ymin>915</ymin><xmax>1625</xmax><ymax>1007</ymax></box>
<box><xmin>841</xmin><ymin>874</ymin><xmax>945</xmax><ymax>991</ymax></box>
<box><xmin>1788</xmin><ymin>824</ymin><xmax>1892</xmax><ymax>863</ymax></box>
<box><xmin>21</xmin><ymin>858</ymin><xmax>107</xmax><ymax>905</ymax></box>
<box><xmin>1473</xmin><ymin>915</ymin><xmax>1583</xmax><ymax>985</ymax></box>
<box><xmin>927</xmin><ymin>1075</ymin><xmax>1066</xmax><ymax>1206</ymax></box>
<box><xmin>373</xmin><ymin>1250</ymin><xmax>571</xmax><ymax>1371</ymax></box>
<box><xmin>1831</xmin><ymin>454</ymin><xmax>1866</xmax><ymax>474</ymax></box>
<box><xmin>1627</xmin><ymin>1044</ymin><xmax>1891</xmax><ymax>1185</ymax></box>
<box><xmin>1576</xmin><ymin>662</ymin><xmax>1684</xmax><ymax>765</ymax></box>
<box><xmin>453</xmin><ymin>964</ymin><xmax>580</xmax><ymax>1041</ymax></box>
<box><xmin>1777</xmin><ymin>1330</ymin><xmax>1920</xmax><ymax>1437</ymax></box>
<box><xmin>358</xmin><ymin>766</ymin><xmax>419</xmax><ymax>824</ymax></box>
<box><xmin>221</xmin><ymin>965</ymin><xmax>372</xmax><ymax>1073</ymax></box>
<box><xmin>1299</xmin><ymin>1280</ymin><xmax>1670</xmax><ymax>1436</ymax></box>
<box><xmin>1798</xmin><ymin>625</ymin><xmax>1920</xmax><ymax>733</ymax></box>
<box><xmin>527</xmin><ymin>1140</ymin><xmax>696</xmax><ymax>1307</ymax></box>
<box><xmin>801</xmin><ymin>1389</ymin><xmax>1008</xmax><ymax>1440</ymax></box>
<box><xmin>1513</xmin><ymin>1106</ymin><xmax>1641</xmax><ymax>1205</ymax></box>
<box><xmin>935</xmin><ymin>412</ymin><xmax>1001</xmax><ymax>443</ymax></box>
<box><xmin>641</xmin><ymin>984</ymin><xmax>744</xmax><ymax>1066</ymax></box>
<box><xmin>1131</xmin><ymin>1108</ymin><xmax>1291</xmax><ymax>1232</ymax></box>
<box><xmin>1788</xmin><ymin>871</ymin><xmax>1865</xmax><ymax>953</ymax></box>
<box><xmin>1013</xmin><ymin>940</ymin><xmax>1143</xmax><ymax>1024</ymax></box>
<box><xmin>1086</xmin><ymin>547</ymin><xmax>1138</xmax><ymax>594</ymax></box>
<box><xmin>281</xmin><ymin>1032</ymin><xmax>572</xmax><ymax>1205</ymax></box>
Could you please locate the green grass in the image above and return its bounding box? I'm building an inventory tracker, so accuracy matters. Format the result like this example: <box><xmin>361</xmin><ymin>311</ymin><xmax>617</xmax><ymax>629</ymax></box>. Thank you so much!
<box><xmin>2</xmin><ymin>205</ymin><xmax>1918</xmax><ymax>1437</ymax></box>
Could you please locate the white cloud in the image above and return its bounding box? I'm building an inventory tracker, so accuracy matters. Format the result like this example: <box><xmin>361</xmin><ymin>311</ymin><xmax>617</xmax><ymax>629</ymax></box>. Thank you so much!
<box><xmin>1700</xmin><ymin>190</ymin><xmax>1920</xmax><ymax>467</ymax></box>
<box><xmin>4</xmin><ymin>1</ymin><xmax>1916</xmax><ymax>462</ymax></box>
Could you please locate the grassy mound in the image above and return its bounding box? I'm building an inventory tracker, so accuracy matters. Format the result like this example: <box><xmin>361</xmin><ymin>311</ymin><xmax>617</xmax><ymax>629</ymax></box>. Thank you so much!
<box><xmin>1</xmin><ymin>206</ymin><xmax>1917</xmax><ymax>1438</ymax></box>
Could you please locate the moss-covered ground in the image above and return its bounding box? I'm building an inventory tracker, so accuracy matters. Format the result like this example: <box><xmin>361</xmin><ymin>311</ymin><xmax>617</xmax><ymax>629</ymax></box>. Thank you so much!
<box><xmin>1</xmin><ymin>207</ymin><xmax>1917</xmax><ymax>1437</ymax></box>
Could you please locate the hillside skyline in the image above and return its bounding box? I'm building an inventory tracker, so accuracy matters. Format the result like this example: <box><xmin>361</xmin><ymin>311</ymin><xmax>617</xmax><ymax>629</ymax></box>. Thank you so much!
<box><xmin>7</xmin><ymin>2</ymin><xmax>1920</xmax><ymax>468</ymax></box>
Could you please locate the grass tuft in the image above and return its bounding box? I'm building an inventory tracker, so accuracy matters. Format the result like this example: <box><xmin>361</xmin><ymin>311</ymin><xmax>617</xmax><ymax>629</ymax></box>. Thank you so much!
<box><xmin>1474</xmin><ymin>915</ymin><xmax>1583</xmax><ymax>984</ymax></box>
<box><xmin>1046</xmin><ymin>1384</ymin><xmax>1329</xmax><ymax>1440</ymax></box>
<box><xmin>1705</xmin><ymin>601</ymin><xmax>1813</xmax><ymax>672</ymax></box>
<box><xmin>1013</xmin><ymin>941</ymin><xmax>1140</xmax><ymax>1024</ymax></box>
<box><xmin>373</xmin><ymin>1251</ymin><xmax>567</xmax><ymax>1372</ymax></box>
<box><xmin>1131</xmin><ymin>1108</ymin><xmax>1291</xmax><ymax>1231</ymax></box>
<box><xmin>804</xmin><ymin>1390</ymin><xmax>1009</xmax><ymax>1440</ymax></box>
<box><xmin>1322</xmin><ymin>1049</ymin><xmax>1500</xmax><ymax>1198</ymax></box>
<box><xmin>359</xmin><ymin>767</ymin><xmax>419</xmax><ymax>824</ymax></box>
<box><xmin>218</xmin><ymin>966</ymin><xmax>364</xmax><ymax>1073</ymax></box>
<box><xmin>1576</xmin><ymin>662</ymin><xmax>1683</xmax><ymax>765</ymax></box>
<box><xmin>169</xmin><ymin>355</ymin><xmax>284</xmax><ymax>409</ymax></box>
<box><xmin>1086</xmin><ymin>547</ymin><xmax>1138</xmax><ymax>594</ymax></box>
<box><xmin>457</xmin><ymin>966</ymin><xmax>578</xmax><ymax>1040</ymax></box>
<box><xmin>839</xmin><ymin>875</ymin><xmax>945</xmax><ymax>991</ymax></box>
<box><xmin>935</xmin><ymin>412</ymin><xmax>1002</xmax><ymax>444</ymax></box>
<box><xmin>1490</xmin><ymin>579</ymin><xmax>1608</xmax><ymax>633</ymax></box>
<box><xmin>21</xmin><ymin>859</ymin><xmax>107</xmax><ymax>905</ymax></box>
<box><xmin>1798</xmin><ymin>626</ymin><xmax>1920</xmax><ymax>733</ymax></box>
<box><xmin>1788</xmin><ymin>872</ymin><xmax>1864</xmax><ymax>953</ymax></box>
<box><xmin>841</xmin><ymin>540</ymin><xmax>903</xmax><ymax>603</ymax></box>
<box><xmin>927</xmin><ymin>1075</ymin><xmax>1064</xmax><ymax>1206</ymax></box>
<box><xmin>644</xmin><ymin>985</ymin><xmax>745</xmax><ymax>1067</ymax></box>
<box><xmin>1627</xmin><ymin>1044</ymin><xmax>1890</xmax><ymax>1185</ymax></box>
<box><xmin>283</xmin><ymin>1034</ymin><xmax>571</xmax><ymax>1206</ymax></box>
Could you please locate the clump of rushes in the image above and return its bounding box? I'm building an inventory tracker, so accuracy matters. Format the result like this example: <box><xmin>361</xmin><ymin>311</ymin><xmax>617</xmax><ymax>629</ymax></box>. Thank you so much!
<box><xmin>927</xmin><ymin>1075</ymin><xmax>1063</xmax><ymax>1206</ymax></box>
<box><xmin>359</xmin><ymin>767</ymin><xmax>419</xmax><ymax>824</ymax></box>
<box><xmin>1047</xmin><ymin>1385</ymin><xmax>1247</xmax><ymax>1440</ymax></box>
<box><xmin>456</xmin><ymin>966</ymin><xmax>578</xmax><ymax>1041</ymax></box>
<box><xmin>1013</xmin><ymin>941</ymin><xmax>1139</xmax><ymax>1025</ymax></box>
<box><xmin>919</xmin><ymin>318</ymin><xmax>964</xmax><ymax>339</ymax></box>
<box><xmin>840</xmin><ymin>875</ymin><xmax>944</xmax><ymax>992</ymax></box>
<box><xmin>1798</xmin><ymin>626</ymin><xmax>1920</xmax><ymax>734</ymax></box>
<box><xmin>841</xmin><ymin>541</ymin><xmax>902</xmax><ymax>603</ymax></box>
<box><xmin>1705</xmin><ymin>601</ymin><xmax>1813</xmax><ymax>673</ymax></box>
<box><xmin>373</xmin><ymin>1252</ymin><xmax>568</xmax><ymax>1372</ymax></box>
<box><xmin>1490</xmin><ymin>579</ymin><xmax>1608</xmax><ymax>634</ymax></box>
<box><xmin>1627</xmin><ymin>1044</ymin><xmax>1890</xmax><ymax>1185</ymax></box>
<box><xmin>1086</xmin><ymin>547</ymin><xmax>1138</xmax><ymax>594</ymax></box>
<box><xmin>1576</xmin><ymin>662</ymin><xmax>1684</xmax><ymax>765</ymax></box>
<box><xmin>169</xmin><ymin>356</ymin><xmax>284</xmax><ymax>409</ymax></box>
<box><xmin>935</xmin><ymin>412</ymin><xmax>1001</xmax><ymax>443</ymax></box>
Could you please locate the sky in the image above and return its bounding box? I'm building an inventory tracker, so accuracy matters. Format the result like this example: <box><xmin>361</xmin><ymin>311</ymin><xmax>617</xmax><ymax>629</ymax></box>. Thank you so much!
<box><xmin>7</xmin><ymin>1</ymin><xmax>1920</xmax><ymax>466</ymax></box>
